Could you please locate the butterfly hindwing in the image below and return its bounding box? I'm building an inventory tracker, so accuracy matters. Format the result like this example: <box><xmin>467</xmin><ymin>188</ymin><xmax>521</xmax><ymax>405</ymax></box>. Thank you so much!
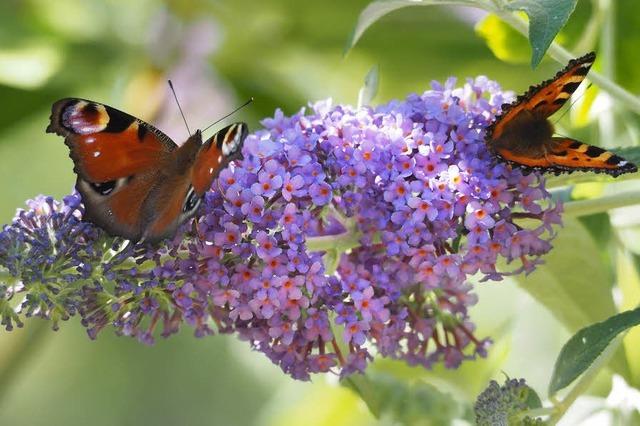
<box><xmin>142</xmin><ymin>175</ymin><xmax>194</xmax><ymax>241</ymax></box>
<box><xmin>76</xmin><ymin>173</ymin><xmax>160</xmax><ymax>241</ymax></box>
<box><xmin>544</xmin><ymin>138</ymin><xmax>637</xmax><ymax>176</ymax></box>
<box><xmin>47</xmin><ymin>98</ymin><xmax>177</xmax><ymax>182</ymax></box>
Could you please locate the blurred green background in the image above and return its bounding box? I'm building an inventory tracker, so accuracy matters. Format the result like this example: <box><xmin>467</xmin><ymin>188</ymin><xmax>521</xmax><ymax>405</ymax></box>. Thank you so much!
<box><xmin>1</xmin><ymin>0</ymin><xmax>639</xmax><ymax>424</ymax></box>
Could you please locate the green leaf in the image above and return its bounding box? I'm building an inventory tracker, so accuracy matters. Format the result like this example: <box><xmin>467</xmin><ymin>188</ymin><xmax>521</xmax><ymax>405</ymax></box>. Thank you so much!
<box><xmin>548</xmin><ymin>307</ymin><xmax>640</xmax><ymax>395</ymax></box>
<box><xmin>343</xmin><ymin>373</ymin><xmax>466</xmax><ymax>424</ymax></box>
<box><xmin>475</xmin><ymin>14</ymin><xmax>530</xmax><ymax>64</ymax></box>
<box><xmin>615</xmin><ymin>146</ymin><xmax>640</xmax><ymax>167</ymax></box>
<box><xmin>515</xmin><ymin>217</ymin><xmax>631</xmax><ymax>382</ymax></box>
<box><xmin>357</xmin><ymin>64</ymin><xmax>380</xmax><ymax>108</ymax></box>
<box><xmin>617</xmin><ymin>250</ymin><xmax>640</xmax><ymax>386</ymax></box>
<box><xmin>504</xmin><ymin>0</ymin><xmax>578</xmax><ymax>67</ymax></box>
<box><xmin>345</xmin><ymin>0</ymin><xmax>479</xmax><ymax>55</ymax></box>
<box><xmin>615</xmin><ymin>1</ymin><xmax>640</xmax><ymax>93</ymax></box>
<box><xmin>515</xmin><ymin>218</ymin><xmax>616</xmax><ymax>332</ymax></box>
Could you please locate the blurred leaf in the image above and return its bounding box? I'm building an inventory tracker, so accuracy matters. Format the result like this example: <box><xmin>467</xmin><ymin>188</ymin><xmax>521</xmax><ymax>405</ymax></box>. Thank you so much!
<box><xmin>548</xmin><ymin>307</ymin><xmax>640</xmax><ymax>395</ymax></box>
<box><xmin>357</xmin><ymin>64</ymin><xmax>379</xmax><ymax>108</ymax></box>
<box><xmin>607</xmin><ymin>180</ymin><xmax>640</xmax><ymax>256</ymax></box>
<box><xmin>515</xmin><ymin>217</ymin><xmax>630</xmax><ymax>379</ymax></box>
<box><xmin>0</xmin><ymin>45</ymin><xmax>62</xmax><ymax>89</ymax></box>
<box><xmin>344</xmin><ymin>373</ymin><xmax>468</xmax><ymax>425</ymax></box>
<box><xmin>571</xmin><ymin>182</ymin><xmax>605</xmax><ymax>200</ymax></box>
<box><xmin>515</xmin><ymin>217</ymin><xmax>616</xmax><ymax>332</ymax></box>
<box><xmin>475</xmin><ymin>14</ymin><xmax>530</xmax><ymax>64</ymax></box>
<box><xmin>617</xmin><ymin>249</ymin><xmax>640</xmax><ymax>386</ymax></box>
<box><xmin>616</xmin><ymin>1</ymin><xmax>640</xmax><ymax>92</ymax></box>
<box><xmin>504</xmin><ymin>0</ymin><xmax>578</xmax><ymax>67</ymax></box>
<box><xmin>345</xmin><ymin>0</ymin><xmax>480</xmax><ymax>54</ymax></box>
<box><xmin>264</xmin><ymin>377</ymin><xmax>374</xmax><ymax>426</ymax></box>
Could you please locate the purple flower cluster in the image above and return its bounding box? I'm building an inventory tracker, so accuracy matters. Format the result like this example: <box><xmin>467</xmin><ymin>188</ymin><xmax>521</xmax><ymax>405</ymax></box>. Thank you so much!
<box><xmin>0</xmin><ymin>77</ymin><xmax>562</xmax><ymax>380</ymax></box>
<box><xmin>0</xmin><ymin>195</ymin><xmax>102</xmax><ymax>330</ymax></box>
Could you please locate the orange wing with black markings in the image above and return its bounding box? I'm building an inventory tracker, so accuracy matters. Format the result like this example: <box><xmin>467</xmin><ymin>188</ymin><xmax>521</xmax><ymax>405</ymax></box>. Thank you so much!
<box><xmin>47</xmin><ymin>98</ymin><xmax>176</xmax><ymax>182</ymax></box>
<box><xmin>485</xmin><ymin>52</ymin><xmax>637</xmax><ymax>177</ymax></box>
<box><xmin>192</xmin><ymin>123</ymin><xmax>248</xmax><ymax>195</ymax></box>
<box><xmin>47</xmin><ymin>98</ymin><xmax>249</xmax><ymax>242</ymax></box>
<box><xmin>544</xmin><ymin>138</ymin><xmax>634</xmax><ymax>173</ymax></box>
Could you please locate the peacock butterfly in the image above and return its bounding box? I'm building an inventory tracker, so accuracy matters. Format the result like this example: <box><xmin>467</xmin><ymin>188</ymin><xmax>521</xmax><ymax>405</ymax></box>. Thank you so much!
<box><xmin>47</xmin><ymin>98</ymin><xmax>248</xmax><ymax>243</ymax></box>
<box><xmin>486</xmin><ymin>51</ymin><xmax>637</xmax><ymax>176</ymax></box>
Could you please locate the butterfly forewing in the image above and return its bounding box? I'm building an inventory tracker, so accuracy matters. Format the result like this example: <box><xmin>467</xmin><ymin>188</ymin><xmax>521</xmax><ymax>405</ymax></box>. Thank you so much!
<box><xmin>487</xmin><ymin>52</ymin><xmax>595</xmax><ymax>141</ymax></box>
<box><xmin>47</xmin><ymin>98</ymin><xmax>177</xmax><ymax>182</ymax></box>
<box><xmin>191</xmin><ymin>123</ymin><xmax>248</xmax><ymax>195</ymax></box>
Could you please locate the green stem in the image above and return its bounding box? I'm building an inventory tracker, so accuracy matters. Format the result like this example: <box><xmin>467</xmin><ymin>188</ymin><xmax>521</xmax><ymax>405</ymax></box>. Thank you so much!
<box><xmin>494</xmin><ymin>11</ymin><xmax>640</xmax><ymax>115</ymax></box>
<box><xmin>0</xmin><ymin>320</ymin><xmax>51</xmax><ymax>405</ymax></box>
<box><xmin>545</xmin><ymin>171</ymin><xmax>640</xmax><ymax>189</ymax></box>
<box><xmin>562</xmin><ymin>190</ymin><xmax>640</xmax><ymax>217</ymax></box>
<box><xmin>518</xmin><ymin>406</ymin><xmax>555</xmax><ymax>420</ymax></box>
<box><xmin>306</xmin><ymin>229</ymin><xmax>362</xmax><ymax>253</ymax></box>
<box><xmin>548</xmin><ymin>334</ymin><xmax>624</xmax><ymax>424</ymax></box>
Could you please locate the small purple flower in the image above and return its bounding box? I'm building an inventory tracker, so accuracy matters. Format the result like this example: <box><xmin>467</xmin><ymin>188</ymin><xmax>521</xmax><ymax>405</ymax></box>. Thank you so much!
<box><xmin>464</xmin><ymin>201</ymin><xmax>496</xmax><ymax>230</ymax></box>
<box><xmin>0</xmin><ymin>75</ymin><xmax>561</xmax><ymax>381</ymax></box>
<box><xmin>309</xmin><ymin>182</ymin><xmax>333</xmax><ymax>206</ymax></box>
<box><xmin>255</xmin><ymin>231</ymin><xmax>282</xmax><ymax>259</ymax></box>
<box><xmin>344</xmin><ymin>320</ymin><xmax>370</xmax><ymax>345</ymax></box>
<box><xmin>241</xmin><ymin>195</ymin><xmax>265</xmax><ymax>223</ymax></box>
<box><xmin>281</xmin><ymin>173</ymin><xmax>306</xmax><ymax>201</ymax></box>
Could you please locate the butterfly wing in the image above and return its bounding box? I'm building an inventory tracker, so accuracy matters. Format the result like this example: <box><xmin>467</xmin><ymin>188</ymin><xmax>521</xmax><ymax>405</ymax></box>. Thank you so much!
<box><xmin>47</xmin><ymin>98</ymin><xmax>177</xmax><ymax>182</ymax></box>
<box><xmin>191</xmin><ymin>123</ymin><xmax>248</xmax><ymax>195</ymax></box>
<box><xmin>139</xmin><ymin>123</ymin><xmax>248</xmax><ymax>242</ymax></box>
<box><xmin>76</xmin><ymin>173</ymin><xmax>160</xmax><ymax>240</ymax></box>
<box><xmin>541</xmin><ymin>138</ymin><xmax>637</xmax><ymax>176</ymax></box>
<box><xmin>487</xmin><ymin>52</ymin><xmax>595</xmax><ymax>141</ymax></box>
<box><xmin>47</xmin><ymin>98</ymin><xmax>179</xmax><ymax>240</ymax></box>
<box><xmin>487</xmin><ymin>52</ymin><xmax>638</xmax><ymax>177</ymax></box>
<box><xmin>140</xmin><ymin>175</ymin><xmax>193</xmax><ymax>242</ymax></box>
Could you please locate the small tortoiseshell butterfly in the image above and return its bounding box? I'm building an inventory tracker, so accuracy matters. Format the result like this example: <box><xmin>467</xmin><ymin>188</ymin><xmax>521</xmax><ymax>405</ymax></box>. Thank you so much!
<box><xmin>47</xmin><ymin>99</ymin><xmax>248</xmax><ymax>242</ymax></box>
<box><xmin>486</xmin><ymin>51</ymin><xmax>637</xmax><ymax>176</ymax></box>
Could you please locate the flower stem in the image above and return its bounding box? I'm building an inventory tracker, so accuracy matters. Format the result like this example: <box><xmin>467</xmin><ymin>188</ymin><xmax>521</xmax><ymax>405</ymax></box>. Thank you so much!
<box><xmin>562</xmin><ymin>190</ymin><xmax>640</xmax><ymax>217</ymax></box>
<box><xmin>306</xmin><ymin>214</ymin><xmax>362</xmax><ymax>254</ymax></box>
<box><xmin>494</xmin><ymin>9</ymin><xmax>640</xmax><ymax>114</ymax></box>
<box><xmin>0</xmin><ymin>320</ymin><xmax>51</xmax><ymax>404</ymax></box>
<box><xmin>306</xmin><ymin>230</ymin><xmax>362</xmax><ymax>253</ymax></box>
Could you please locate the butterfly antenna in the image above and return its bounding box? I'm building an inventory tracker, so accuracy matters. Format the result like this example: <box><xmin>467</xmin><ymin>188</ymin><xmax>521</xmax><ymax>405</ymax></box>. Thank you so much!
<box><xmin>202</xmin><ymin>97</ymin><xmax>254</xmax><ymax>133</ymax></box>
<box><xmin>552</xmin><ymin>82</ymin><xmax>593</xmax><ymax>126</ymax></box>
<box><xmin>168</xmin><ymin>80</ymin><xmax>192</xmax><ymax>136</ymax></box>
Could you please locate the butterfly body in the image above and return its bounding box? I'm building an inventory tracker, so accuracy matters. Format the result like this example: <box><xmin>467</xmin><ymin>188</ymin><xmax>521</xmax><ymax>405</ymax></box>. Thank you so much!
<box><xmin>48</xmin><ymin>98</ymin><xmax>248</xmax><ymax>242</ymax></box>
<box><xmin>486</xmin><ymin>52</ymin><xmax>637</xmax><ymax>177</ymax></box>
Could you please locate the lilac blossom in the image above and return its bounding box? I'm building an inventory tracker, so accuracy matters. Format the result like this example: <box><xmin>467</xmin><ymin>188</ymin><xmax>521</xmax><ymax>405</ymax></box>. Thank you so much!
<box><xmin>0</xmin><ymin>76</ymin><xmax>562</xmax><ymax>380</ymax></box>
